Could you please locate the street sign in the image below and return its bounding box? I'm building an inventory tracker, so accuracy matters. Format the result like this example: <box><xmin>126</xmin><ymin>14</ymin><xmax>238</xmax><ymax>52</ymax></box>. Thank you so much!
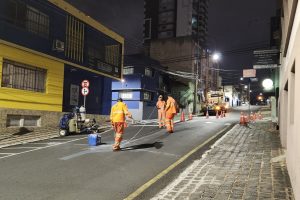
<box><xmin>243</xmin><ymin>69</ymin><xmax>256</xmax><ymax>78</ymax></box>
<box><xmin>81</xmin><ymin>80</ymin><xmax>90</xmax><ymax>88</ymax></box>
<box><xmin>81</xmin><ymin>87</ymin><xmax>89</xmax><ymax>96</ymax></box>
<box><xmin>253</xmin><ymin>49</ymin><xmax>279</xmax><ymax>69</ymax></box>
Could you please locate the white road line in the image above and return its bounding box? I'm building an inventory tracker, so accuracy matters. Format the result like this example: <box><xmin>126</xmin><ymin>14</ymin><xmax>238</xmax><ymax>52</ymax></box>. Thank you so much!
<box><xmin>0</xmin><ymin>153</ymin><xmax>15</xmax><ymax>155</ymax></box>
<box><xmin>3</xmin><ymin>147</ymin><xmax>38</xmax><ymax>149</ymax></box>
<box><xmin>134</xmin><ymin>149</ymin><xmax>180</xmax><ymax>157</ymax></box>
<box><xmin>50</xmin><ymin>138</ymin><xmax>71</xmax><ymax>141</ymax></box>
<box><xmin>0</xmin><ymin>129</ymin><xmax>113</xmax><ymax>160</ymax></box>
<box><xmin>131</xmin><ymin>125</ymin><xmax>158</xmax><ymax>127</ymax></box>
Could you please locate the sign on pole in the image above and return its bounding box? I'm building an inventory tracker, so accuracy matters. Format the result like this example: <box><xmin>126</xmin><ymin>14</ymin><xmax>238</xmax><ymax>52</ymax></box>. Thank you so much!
<box><xmin>81</xmin><ymin>80</ymin><xmax>90</xmax><ymax>88</ymax></box>
<box><xmin>81</xmin><ymin>80</ymin><xmax>90</xmax><ymax>108</ymax></box>
<box><xmin>81</xmin><ymin>87</ymin><xmax>89</xmax><ymax>96</ymax></box>
<box><xmin>243</xmin><ymin>69</ymin><xmax>256</xmax><ymax>78</ymax></box>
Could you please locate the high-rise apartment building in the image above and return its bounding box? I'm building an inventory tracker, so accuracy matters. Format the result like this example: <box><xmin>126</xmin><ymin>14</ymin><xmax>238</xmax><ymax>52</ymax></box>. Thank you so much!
<box><xmin>144</xmin><ymin>0</ymin><xmax>208</xmax><ymax>43</ymax></box>
<box><xmin>144</xmin><ymin>0</ymin><xmax>210</xmax><ymax>112</ymax></box>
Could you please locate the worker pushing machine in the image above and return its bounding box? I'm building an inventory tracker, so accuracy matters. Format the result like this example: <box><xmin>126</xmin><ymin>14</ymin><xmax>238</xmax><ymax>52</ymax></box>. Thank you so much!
<box><xmin>165</xmin><ymin>95</ymin><xmax>177</xmax><ymax>133</ymax></box>
<box><xmin>156</xmin><ymin>95</ymin><xmax>166</xmax><ymax>128</ymax></box>
<box><xmin>110</xmin><ymin>98</ymin><xmax>132</xmax><ymax>151</ymax></box>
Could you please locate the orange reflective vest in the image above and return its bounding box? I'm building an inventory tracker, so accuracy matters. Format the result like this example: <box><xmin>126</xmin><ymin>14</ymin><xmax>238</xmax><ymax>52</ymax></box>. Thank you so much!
<box><xmin>156</xmin><ymin>100</ymin><xmax>165</xmax><ymax>110</ymax></box>
<box><xmin>165</xmin><ymin>96</ymin><xmax>177</xmax><ymax>115</ymax></box>
<box><xmin>110</xmin><ymin>102</ymin><xmax>131</xmax><ymax>123</ymax></box>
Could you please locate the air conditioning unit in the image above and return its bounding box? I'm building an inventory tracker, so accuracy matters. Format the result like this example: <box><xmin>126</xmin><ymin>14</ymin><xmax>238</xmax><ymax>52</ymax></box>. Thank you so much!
<box><xmin>53</xmin><ymin>39</ymin><xmax>65</xmax><ymax>52</ymax></box>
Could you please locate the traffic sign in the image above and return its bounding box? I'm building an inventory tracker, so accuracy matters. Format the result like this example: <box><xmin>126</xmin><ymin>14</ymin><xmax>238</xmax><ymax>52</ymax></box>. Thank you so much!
<box><xmin>81</xmin><ymin>87</ymin><xmax>89</xmax><ymax>96</ymax></box>
<box><xmin>81</xmin><ymin>80</ymin><xmax>90</xmax><ymax>88</ymax></box>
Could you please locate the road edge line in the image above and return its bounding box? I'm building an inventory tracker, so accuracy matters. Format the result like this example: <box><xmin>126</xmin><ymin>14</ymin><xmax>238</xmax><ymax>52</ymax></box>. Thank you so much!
<box><xmin>124</xmin><ymin>124</ymin><xmax>235</xmax><ymax>200</ymax></box>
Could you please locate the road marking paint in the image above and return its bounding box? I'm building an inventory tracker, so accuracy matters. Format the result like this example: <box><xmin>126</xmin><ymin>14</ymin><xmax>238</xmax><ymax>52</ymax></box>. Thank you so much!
<box><xmin>205</xmin><ymin>122</ymin><xmax>213</xmax><ymax>124</ymax></box>
<box><xmin>224</xmin><ymin>123</ymin><xmax>232</xmax><ymax>126</ymax></box>
<box><xmin>3</xmin><ymin>147</ymin><xmax>37</xmax><ymax>149</ymax></box>
<box><xmin>0</xmin><ymin>137</ymin><xmax>86</xmax><ymax>160</ymax></box>
<box><xmin>0</xmin><ymin>129</ymin><xmax>113</xmax><ymax>160</ymax></box>
<box><xmin>0</xmin><ymin>153</ymin><xmax>15</xmax><ymax>155</ymax></box>
<box><xmin>131</xmin><ymin>125</ymin><xmax>158</xmax><ymax>127</ymax></box>
<box><xmin>134</xmin><ymin>149</ymin><xmax>180</xmax><ymax>158</ymax></box>
<box><xmin>50</xmin><ymin>138</ymin><xmax>71</xmax><ymax>141</ymax></box>
<box><xmin>124</xmin><ymin>125</ymin><xmax>232</xmax><ymax>200</ymax></box>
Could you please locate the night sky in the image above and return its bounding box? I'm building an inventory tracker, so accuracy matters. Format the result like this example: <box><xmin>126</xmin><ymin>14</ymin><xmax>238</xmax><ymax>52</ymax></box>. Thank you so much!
<box><xmin>66</xmin><ymin>0</ymin><xmax>278</xmax><ymax>92</ymax></box>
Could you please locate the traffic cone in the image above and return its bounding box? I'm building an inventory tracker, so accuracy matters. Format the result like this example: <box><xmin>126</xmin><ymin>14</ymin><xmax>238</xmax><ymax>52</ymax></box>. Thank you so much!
<box><xmin>180</xmin><ymin>111</ymin><xmax>185</xmax><ymax>122</ymax></box>
<box><xmin>258</xmin><ymin>112</ymin><xmax>262</xmax><ymax>120</ymax></box>
<box><xmin>240</xmin><ymin>112</ymin><xmax>245</xmax><ymax>125</ymax></box>
<box><xmin>188</xmin><ymin>113</ymin><xmax>193</xmax><ymax>120</ymax></box>
<box><xmin>206</xmin><ymin>110</ymin><xmax>209</xmax><ymax>119</ymax></box>
<box><xmin>253</xmin><ymin>112</ymin><xmax>257</xmax><ymax>121</ymax></box>
<box><xmin>216</xmin><ymin>111</ymin><xmax>219</xmax><ymax>119</ymax></box>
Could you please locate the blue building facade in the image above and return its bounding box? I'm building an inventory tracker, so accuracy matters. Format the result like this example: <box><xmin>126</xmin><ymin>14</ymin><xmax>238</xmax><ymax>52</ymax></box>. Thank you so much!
<box><xmin>112</xmin><ymin>54</ymin><xmax>169</xmax><ymax>120</ymax></box>
<box><xmin>0</xmin><ymin>0</ymin><xmax>123</xmax><ymax>128</ymax></box>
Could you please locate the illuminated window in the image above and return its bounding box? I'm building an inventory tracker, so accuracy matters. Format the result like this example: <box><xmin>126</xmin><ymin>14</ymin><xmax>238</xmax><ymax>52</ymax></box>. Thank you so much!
<box><xmin>119</xmin><ymin>92</ymin><xmax>133</xmax><ymax>99</ymax></box>
<box><xmin>123</xmin><ymin>66</ymin><xmax>134</xmax><ymax>75</ymax></box>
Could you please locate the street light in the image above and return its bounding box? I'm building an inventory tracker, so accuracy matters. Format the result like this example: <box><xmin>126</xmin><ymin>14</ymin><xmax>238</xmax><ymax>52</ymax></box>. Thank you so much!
<box><xmin>262</xmin><ymin>78</ymin><xmax>273</xmax><ymax>90</ymax></box>
<box><xmin>212</xmin><ymin>52</ymin><xmax>221</xmax><ymax>62</ymax></box>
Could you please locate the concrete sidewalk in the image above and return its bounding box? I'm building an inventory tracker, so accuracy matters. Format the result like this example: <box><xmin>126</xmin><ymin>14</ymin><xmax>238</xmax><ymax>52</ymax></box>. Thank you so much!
<box><xmin>151</xmin><ymin>121</ymin><xmax>294</xmax><ymax>200</ymax></box>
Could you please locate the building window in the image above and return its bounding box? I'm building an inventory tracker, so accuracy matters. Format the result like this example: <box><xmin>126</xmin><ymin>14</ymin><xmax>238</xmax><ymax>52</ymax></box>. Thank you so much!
<box><xmin>7</xmin><ymin>115</ymin><xmax>41</xmax><ymax>127</ymax></box>
<box><xmin>1</xmin><ymin>59</ymin><xmax>47</xmax><ymax>93</ymax></box>
<box><xmin>65</xmin><ymin>15</ymin><xmax>85</xmax><ymax>62</ymax></box>
<box><xmin>119</xmin><ymin>91</ymin><xmax>133</xmax><ymax>99</ymax></box>
<box><xmin>143</xmin><ymin>91</ymin><xmax>152</xmax><ymax>101</ymax></box>
<box><xmin>145</xmin><ymin>67</ymin><xmax>154</xmax><ymax>77</ymax></box>
<box><xmin>144</xmin><ymin>18</ymin><xmax>152</xmax><ymax>40</ymax></box>
<box><xmin>26</xmin><ymin>6</ymin><xmax>49</xmax><ymax>38</ymax></box>
<box><xmin>123</xmin><ymin>66</ymin><xmax>134</xmax><ymax>75</ymax></box>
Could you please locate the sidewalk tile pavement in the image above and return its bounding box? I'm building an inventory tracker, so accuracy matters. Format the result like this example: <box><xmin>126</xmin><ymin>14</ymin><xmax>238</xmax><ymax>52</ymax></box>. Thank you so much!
<box><xmin>151</xmin><ymin>121</ymin><xmax>294</xmax><ymax>200</ymax></box>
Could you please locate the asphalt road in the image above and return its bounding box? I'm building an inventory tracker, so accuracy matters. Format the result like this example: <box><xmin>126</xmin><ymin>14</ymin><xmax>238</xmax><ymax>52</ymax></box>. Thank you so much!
<box><xmin>0</xmin><ymin>110</ymin><xmax>243</xmax><ymax>200</ymax></box>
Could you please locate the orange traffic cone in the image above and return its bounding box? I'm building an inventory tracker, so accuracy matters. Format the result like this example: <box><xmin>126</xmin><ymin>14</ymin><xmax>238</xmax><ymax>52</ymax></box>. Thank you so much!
<box><xmin>188</xmin><ymin>113</ymin><xmax>193</xmax><ymax>120</ymax></box>
<box><xmin>206</xmin><ymin>110</ymin><xmax>209</xmax><ymax>119</ymax></box>
<box><xmin>180</xmin><ymin>111</ymin><xmax>185</xmax><ymax>122</ymax></box>
<box><xmin>258</xmin><ymin>112</ymin><xmax>262</xmax><ymax>120</ymax></box>
<box><xmin>240</xmin><ymin>112</ymin><xmax>245</xmax><ymax>125</ymax></box>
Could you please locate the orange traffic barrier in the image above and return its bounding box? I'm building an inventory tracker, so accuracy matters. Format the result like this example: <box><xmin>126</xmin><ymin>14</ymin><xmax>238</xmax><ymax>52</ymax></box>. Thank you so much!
<box><xmin>206</xmin><ymin>110</ymin><xmax>209</xmax><ymax>119</ymax></box>
<box><xmin>188</xmin><ymin>113</ymin><xmax>193</xmax><ymax>120</ymax></box>
<box><xmin>180</xmin><ymin>111</ymin><xmax>185</xmax><ymax>122</ymax></box>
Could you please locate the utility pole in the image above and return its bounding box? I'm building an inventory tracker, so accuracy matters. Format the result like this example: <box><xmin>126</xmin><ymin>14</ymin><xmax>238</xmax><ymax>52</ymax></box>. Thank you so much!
<box><xmin>193</xmin><ymin>42</ymin><xmax>200</xmax><ymax>114</ymax></box>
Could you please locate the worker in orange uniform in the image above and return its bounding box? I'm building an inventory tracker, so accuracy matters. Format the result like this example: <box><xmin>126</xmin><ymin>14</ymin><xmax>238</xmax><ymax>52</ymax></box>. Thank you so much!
<box><xmin>165</xmin><ymin>95</ymin><xmax>178</xmax><ymax>133</ymax></box>
<box><xmin>156</xmin><ymin>95</ymin><xmax>166</xmax><ymax>128</ymax></box>
<box><xmin>110</xmin><ymin>98</ymin><xmax>132</xmax><ymax>151</ymax></box>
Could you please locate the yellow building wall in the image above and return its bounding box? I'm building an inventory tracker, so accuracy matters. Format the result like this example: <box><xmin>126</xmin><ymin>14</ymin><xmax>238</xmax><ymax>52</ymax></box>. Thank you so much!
<box><xmin>0</xmin><ymin>43</ymin><xmax>64</xmax><ymax>112</ymax></box>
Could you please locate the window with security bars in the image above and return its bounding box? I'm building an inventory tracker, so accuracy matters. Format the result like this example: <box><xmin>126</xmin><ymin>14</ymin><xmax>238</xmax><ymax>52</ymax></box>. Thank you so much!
<box><xmin>26</xmin><ymin>5</ymin><xmax>49</xmax><ymax>38</ymax></box>
<box><xmin>1</xmin><ymin>59</ymin><xmax>47</xmax><ymax>92</ymax></box>
<box><xmin>65</xmin><ymin>15</ymin><xmax>85</xmax><ymax>62</ymax></box>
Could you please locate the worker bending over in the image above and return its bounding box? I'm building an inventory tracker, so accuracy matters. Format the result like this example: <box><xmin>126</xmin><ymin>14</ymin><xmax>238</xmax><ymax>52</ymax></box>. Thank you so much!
<box><xmin>165</xmin><ymin>95</ymin><xmax>177</xmax><ymax>133</ymax></box>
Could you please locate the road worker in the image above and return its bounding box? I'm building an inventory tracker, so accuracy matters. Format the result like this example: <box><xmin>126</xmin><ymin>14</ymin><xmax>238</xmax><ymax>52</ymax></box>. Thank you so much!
<box><xmin>165</xmin><ymin>95</ymin><xmax>178</xmax><ymax>133</ymax></box>
<box><xmin>156</xmin><ymin>95</ymin><xmax>166</xmax><ymax>128</ymax></box>
<box><xmin>110</xmin><ymin>98</ymin><xmax>132</xmax><ymax>151</ymax></box>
